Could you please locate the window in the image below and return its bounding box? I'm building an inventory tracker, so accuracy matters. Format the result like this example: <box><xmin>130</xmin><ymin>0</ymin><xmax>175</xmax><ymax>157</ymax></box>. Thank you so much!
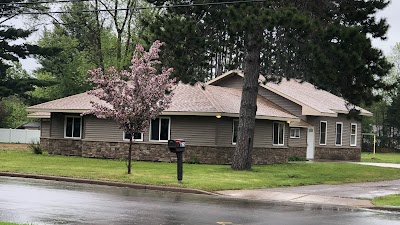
<box><xmin>232</xmin><ymin>120</ymin><xmax>239</xmax><ymax>144</ymax></box>
<box><xmin>290</xmin><ymin>128</ymin><xmax>300</xmax><ymax>138</ymax></box>
<box><xmin>150</xmin><ymin>117</ymin><xmax>170</xmax><ymax>141</ymax></box>
<box><xmin>350</xmin><ymin>123</ymin><xmax>357</xmax><ymax>147</ymax></box>
<box><xmin>335</xmin><ymin>122</ymin><xmax>343</xmax><ymax>146</ymax></box>
<box><xmin>273</xmin><ymin>122</ymin><xmax>285</xmax><ymax>145</ymax></box>
<box><xmin>320</xmin><ymin>121</ymin><xmax>327</xmax><ymax>145</ymax></box>
<box><xmin>64</xmin><ymin>116</ymin><xmax>82</xmax><ymax>139</ymax></box>
<box><xmin>123</xmin><ymin>132</ymin><xmax>143</xmax><ymax>141</ymax></box>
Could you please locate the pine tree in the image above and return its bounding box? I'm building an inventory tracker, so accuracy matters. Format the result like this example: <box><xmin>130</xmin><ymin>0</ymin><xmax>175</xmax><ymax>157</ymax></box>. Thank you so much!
<box><xmin>144</xmin><ymin>0</ymin><xmax>392</xmax><ymax>170</ymax></box>
<box><xmin>0</xmin><ymin>0</ymin><xmax>55</xmax><ymax>100</ymax></box>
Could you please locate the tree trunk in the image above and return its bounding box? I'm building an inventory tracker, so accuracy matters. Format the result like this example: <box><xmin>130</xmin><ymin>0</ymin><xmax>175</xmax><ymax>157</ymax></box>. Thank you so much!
<box><xmin>117</xmin><ymin>30</ymin><xmax>122</xmax><ymax>68</ymax></box>
<box><xmin>231</xmin><ymin>30</ymin><xmax>262</xmax><ymax>171</ymax></box>
<box><xmin>94</xmin><ymin>0</ymin><xmax>104</xmax><ymax>71</ymax></box>
<box><xmin>128</xmin><ymin>135</ymin><xmax>133</xmax><ymax>174</ymax></box>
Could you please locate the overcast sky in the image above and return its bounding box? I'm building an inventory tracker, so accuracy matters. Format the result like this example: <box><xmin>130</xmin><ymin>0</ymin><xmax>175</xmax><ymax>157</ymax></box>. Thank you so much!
<box><xmin>11</xmin><ymin>1</ymin><xmax>400</xmax><ymax>72</ymax></box>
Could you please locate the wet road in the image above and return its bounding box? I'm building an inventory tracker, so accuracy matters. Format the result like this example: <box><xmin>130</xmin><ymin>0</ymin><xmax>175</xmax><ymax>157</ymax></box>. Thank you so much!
<box><xmin>0</xmin><ymin>177</ymin><xmax>399</xmax><ymax>225</ymax></box>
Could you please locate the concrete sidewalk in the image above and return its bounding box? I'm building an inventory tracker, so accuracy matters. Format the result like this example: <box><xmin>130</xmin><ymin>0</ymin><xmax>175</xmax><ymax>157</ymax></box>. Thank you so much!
<box><xmin>217</xmin><ymin>179</ymin><xmax>400</xmax><ymax>209</ymax></box>
<box><xmin>351</xmin><ymin>162</ymin><xmax>400</xmax><ymax>169</ymax></box>
<box><xmin>219</xmin><ymin>163</ymin><xmax>400</xmax><ymax>209</ymax></box>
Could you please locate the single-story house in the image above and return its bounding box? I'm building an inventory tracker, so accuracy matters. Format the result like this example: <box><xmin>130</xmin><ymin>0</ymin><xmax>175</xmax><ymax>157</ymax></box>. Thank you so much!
<box><xmin>27</xmin><ymin>70</ymin><xmax>372</xmax><ymax>164</ymax></box>
<box><xmin>16</xmin><ymin>121</ymin><xmax>41</xmax><ymax>130</ymax></box>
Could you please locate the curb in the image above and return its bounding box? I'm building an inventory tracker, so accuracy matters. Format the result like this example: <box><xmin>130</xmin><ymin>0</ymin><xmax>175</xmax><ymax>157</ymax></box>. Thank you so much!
<box><xmin>0</xmin><ymin>172</ymin><xmax>216</xmax><ymax>196</ymax></box>
<box><xmin>367</xmin><ymin>206</ymin><xmax>400</xmax><ymax>212</ymax></box>
<box><xmin>1</xmin><ymin>172</ymin><xmax>399</xmax><ymax>213</ymax></box>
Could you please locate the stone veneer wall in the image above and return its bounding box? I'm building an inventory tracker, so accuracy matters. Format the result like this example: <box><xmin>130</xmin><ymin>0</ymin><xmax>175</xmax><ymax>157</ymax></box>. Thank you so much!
<box><xmin>40</xmin><ymin>138</ymin><xmax>288</xmax><ymax>165</ymax></box>
<box><xmin>40</xmin><ymin>138</ymin><xmax>361</xmax><ymax>163</ymax></box>
<box><xmin>287</xmin><ymin>147</ymin><xmax>307</xmax><ymax>159</ymax></box>
<box><xmin>314</xmin><ymin>147</ymin><xmax>361</xmax><ymax>161</ymax></box>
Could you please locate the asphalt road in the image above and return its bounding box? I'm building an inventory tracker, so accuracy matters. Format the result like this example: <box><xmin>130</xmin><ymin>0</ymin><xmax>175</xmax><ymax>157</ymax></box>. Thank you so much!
<box><xmin>0</xmin><ymin>177</ymin><xmax>399</xmax><ymax>225</ymax></box>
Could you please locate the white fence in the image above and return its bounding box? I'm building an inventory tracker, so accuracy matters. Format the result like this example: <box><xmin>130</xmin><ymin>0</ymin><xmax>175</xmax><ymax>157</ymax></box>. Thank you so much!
<box><xmin>0</xmin><ymin>128</ymin><xmax>40</xmax><ymax>143</ymax></box>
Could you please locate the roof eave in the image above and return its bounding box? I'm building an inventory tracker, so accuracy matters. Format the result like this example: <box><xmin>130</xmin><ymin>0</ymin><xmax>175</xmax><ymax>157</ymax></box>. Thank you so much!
<box><xmin>27</xmin><ymin>114</ymin><xmax>51</xmax><ymax>119</ymax></box>
<box><xmin>302</xmin><ymin>106</ymin><xmax>338</xmax><ymax>117</ymax></box>
<box><xmin>206</xmin><ymin>70</ymin><xmax>242</xmax><ymax>85</ymax></box>
<box><xmin>331</xmin><ymin>109</ymin><xmax>373</xmax><ymax>117</ymax></box>
<box><xmin>27</xmin><ymin>108</ymin><xmax>88</xmax><ymax>113</ymax></box>
<box><xmin>161</xmin><ymin>111</ymin><xmax>301</xmax><ymax>122</ymax></box>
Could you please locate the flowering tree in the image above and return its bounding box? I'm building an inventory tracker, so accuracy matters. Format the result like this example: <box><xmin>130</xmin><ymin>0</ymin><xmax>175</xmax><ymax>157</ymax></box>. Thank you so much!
<box><xmin>87</xmin><ymin>40</ymin><xmax>175</xmax><ymax>174</ymax></box>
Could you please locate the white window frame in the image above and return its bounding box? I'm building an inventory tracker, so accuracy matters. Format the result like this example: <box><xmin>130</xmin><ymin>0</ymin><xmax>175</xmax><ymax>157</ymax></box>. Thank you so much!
<box><xmin>289</xmin><ymin>127</ymin><xmax>301</xmax><ymax>139</ymax></box>
<box><xmin>350</xmin><ymin>123</ymin><xmax>357</xmax><ymax>147</ymax></box>
<box><xmin>122</xmin><ymin>131</ymin><xmax>143</xmax><ymax>142</ymax></box>
<box><xmin>319</xmin><ymin>121</ymin><xmax>327</xmax><ymax>145</ymax></box>
<box><xmin>335</xmin><ymin>122</ymin><xmax>343</xmax><ymax>146</ymax></box>
<box><xmin>273</xmin><ymin>122</ymin><xmax>285</xmax><ymax>146</ymax></box>
<box><xmin>149</xmin><ymin>117</ymin><xmax>171</xmax><ymax>142</ymax></box>
<box><xmin>64</xmin><ymin>116</ymin><xmax>82</xmax><ymax>139</ymax></box>
<box><xmin>232</xmin><ymin>119</ymin><xmax>239</xmax><ymax>145</ymax></box>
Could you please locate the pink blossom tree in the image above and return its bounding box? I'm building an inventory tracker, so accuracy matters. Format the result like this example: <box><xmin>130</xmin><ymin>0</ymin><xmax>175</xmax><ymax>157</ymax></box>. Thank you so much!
<box><xmin>86</xmin><ymin>40</ymin><xmax>175</xmax><ymax>174</ymax></box>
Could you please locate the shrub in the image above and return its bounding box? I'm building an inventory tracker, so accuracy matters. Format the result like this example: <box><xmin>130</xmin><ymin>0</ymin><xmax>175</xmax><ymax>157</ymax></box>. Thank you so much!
<box><xmin>288</xmin><ymin>156</ymin><xmax>306</xmax><ymax>161</ymax></box>
<box><xmin>185</xmin><ymin>158</ymin><xmax>200</xmax><ymax>164</ymax></box>
<box><xmin>28</xmin><ymin>142</ymin><xmax>43</xmax><ymax>154</ymax></box>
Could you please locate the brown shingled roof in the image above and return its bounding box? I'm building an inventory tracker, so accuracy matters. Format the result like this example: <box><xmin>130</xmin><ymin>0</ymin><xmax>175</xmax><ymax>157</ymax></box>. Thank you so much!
<box><xmin>207</xmin><ymin>70</ymin><xmax>372</xmax><ymax>117</ymax></box>
<box><xmin>27</xmin><ymin>83</ymin><xmax>299</xmax><ymax>122</ymax></box>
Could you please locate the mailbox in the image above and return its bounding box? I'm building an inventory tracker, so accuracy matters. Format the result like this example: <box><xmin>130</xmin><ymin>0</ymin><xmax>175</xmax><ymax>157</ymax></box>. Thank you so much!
<box><xmin>167</xmin><ymin>139</ymin><xmax>185</xmax><ymax>183</ymax></box>
<box><xmin>168</xmin><ymin>139</ymin><xmax>186</xmax><ymax>153</ymax></box>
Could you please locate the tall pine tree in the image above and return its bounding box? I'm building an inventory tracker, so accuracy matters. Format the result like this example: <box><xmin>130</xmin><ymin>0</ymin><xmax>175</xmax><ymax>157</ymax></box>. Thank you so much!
<box><xmin>144</xmin><ymin>0</ymin><xmax>392</xmax><ymax>170</ymax></box>
<box><xmin>0</xmin><ymin>0</ymin><xmax>55</xmax><ymax>100</ymax></box>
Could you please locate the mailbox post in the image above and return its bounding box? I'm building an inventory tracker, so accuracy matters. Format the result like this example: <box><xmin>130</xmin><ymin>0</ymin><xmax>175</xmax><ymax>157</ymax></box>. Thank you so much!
<box><xmin>168</xmin><ymin>139</ymin><xmax>185</xmax><ymax>183</ymax></box>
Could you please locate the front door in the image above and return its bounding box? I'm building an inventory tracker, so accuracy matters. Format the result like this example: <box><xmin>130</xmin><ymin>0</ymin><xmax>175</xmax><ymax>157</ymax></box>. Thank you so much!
<box><xmin>306</xmin><ymin>127</ymin><xmax>315</xmax><ymax>160</ymax></box>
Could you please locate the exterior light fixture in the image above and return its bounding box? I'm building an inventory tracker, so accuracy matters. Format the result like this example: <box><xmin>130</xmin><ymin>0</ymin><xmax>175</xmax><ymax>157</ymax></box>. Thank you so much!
<box><xmin>216</xmin><ymin>115</ymin><xmax>222</xmax><ymax>119</ymax></box>
<box><xmin>287</xmin><ymin>121</ymin><xmax>291</xmax><ymax>124</ymax></box>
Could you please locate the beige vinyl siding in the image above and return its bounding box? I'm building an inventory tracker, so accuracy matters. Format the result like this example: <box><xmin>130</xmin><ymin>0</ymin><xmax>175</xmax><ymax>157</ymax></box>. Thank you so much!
<box><xmin>212</xmin><ymin>75</ymin><xmax>243</xmax><ymax>90</ymax></box>
<box><xmin>170</xmin><ymin>116</ymin><xmax>216</xmax><ymax>146</ymax></box>
<box><xmin>50</xmin><ymin>113</ymin><xmax>65</xmax><ymax>138</ymax></box>
<box><xmin>254</xmin><ymin>120</ymin><xmax>288</xmax><ymax>147</ymax></box>
<box><xmin>211</xmin><ymin>75</ymin><xmax>303</xmax><ymax>119</ymax></box>
<box><xmin>84</xmin><ymin>115</ymin><xmax>123</xmax><ymax>141</ymax></box>
<box><xmin>40</xmin><ymin>119</ymin><xmax>51</xmax><ymax>138</ymax></box>
<box><xmin>52</xmin><ymin>113</ymin><xmax>289</xmax><ymax>148</ymax></box>
<box><xmin>216</xmin><ymin>117</ymin><xmax>288</xmax><ymax>148</ymax></box>
<box><xmin>288</xmin><ymin>127</ymin><xmax>307</xmax><ymax>147</ymax></box>
<box><xmin>308</xmin><ymin>114</ymin><xmax>361</xmax><ymax>148</ymax></box>
<box><xmin>258</xmin><ymin>88</ymin><xmax>304</xmax><ymax>119</ymax></box>
<box><xmin>83</xmin><ymin>115</ymin><xmax>217</xmax><ymax>146</ymax></box>
<box><xmin>50</xmin><ymin>113</ymin><xmax>85</xmax><ymax>139</ymax></box>
<box><xmin>216</xmin><ymin>117</ymin><xmax>235</xmax><ymax>146</ymax></box>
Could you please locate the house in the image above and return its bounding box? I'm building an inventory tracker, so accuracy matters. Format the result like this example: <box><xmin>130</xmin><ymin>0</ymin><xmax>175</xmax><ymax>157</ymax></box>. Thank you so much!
<box><xmin>16</xmin><ymin>121</ymin><xmax>41</xmax><ymax>130</ymax></box>
<box><xmin>27</xmin><ymin>70</ymin><xmax>372</xmax><ymax>164</ymax></box>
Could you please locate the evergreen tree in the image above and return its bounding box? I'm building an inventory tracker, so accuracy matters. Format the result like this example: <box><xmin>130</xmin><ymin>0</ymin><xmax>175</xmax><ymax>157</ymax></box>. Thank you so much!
<box><xmin>144</xmin><ymin>0</ymin><xmax>392</xmax><ymax>170</ymax></box>
<box><xmin>0</xmin><ymin>0</ymin><xmax>55</xmax><ymax>100</ymax></box>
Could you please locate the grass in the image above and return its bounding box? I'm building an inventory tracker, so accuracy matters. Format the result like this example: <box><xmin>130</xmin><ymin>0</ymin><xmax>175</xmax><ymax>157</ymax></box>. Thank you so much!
<box><xmin>372</xmin><ymin>194</ymin><xmax>400</xmax><ymax>207</ymax></box>
<box><xmin>0</xmin><ymin>222</ymin><xmax>24</xmax><ymax>225</ymax></box>
<box><xmin>361</xmin><ymin>152</ymin><xmax>400</xmax><ymax>164</ymax></box>
<box><xmin>2</xmin><ymin>149</ymin><xmax>400</xmax><ymax>191</ymax></box>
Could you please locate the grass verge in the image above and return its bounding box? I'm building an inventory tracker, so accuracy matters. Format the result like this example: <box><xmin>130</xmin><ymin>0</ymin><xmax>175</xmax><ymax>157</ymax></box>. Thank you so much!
<box><xmin>372</xmin><ymin>194</ymin><xmax>400</xmax><ymax>207</ymax></box>
<box><xmin>1</xmin><ymin>149</ymin><xmax>400</xmax><ymax>191</ymax></box>
<box><xmin>361</xmin><ymin>153</ymin><xmax>400</xmax><ymax>164</ymax></box>
<box><xmin>0</xmin><ymin>222</ymin><xmax>23</xmax><ymax>225</ymax></box>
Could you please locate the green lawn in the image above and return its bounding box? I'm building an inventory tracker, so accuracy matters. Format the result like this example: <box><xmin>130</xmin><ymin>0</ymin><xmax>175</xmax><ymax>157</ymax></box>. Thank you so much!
<box><xmin>0</xmin><ymin>222</ymin><xmax>23</xmax><ymax>225</ymax></box>
<box><xmin>372</xmin><ymin>194</ymin><xmax>400</xmax><ymax>207</ymax></box>
<box><xmin>2</xmin><ymin>149</ymin><xmax>400</xmax><ymax>191</ymax></box>
<box><xmin>361</xmin><ymin>152</ymin><xmax>400</xmax><ymax>164</ymax></box>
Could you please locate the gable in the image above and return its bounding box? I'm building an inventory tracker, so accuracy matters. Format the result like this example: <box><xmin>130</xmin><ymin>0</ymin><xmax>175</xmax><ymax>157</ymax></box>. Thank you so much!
<box><xmin>207</xmin><ymin>70</ymin><xmax>372</xmax><ymax>117</ymax></box>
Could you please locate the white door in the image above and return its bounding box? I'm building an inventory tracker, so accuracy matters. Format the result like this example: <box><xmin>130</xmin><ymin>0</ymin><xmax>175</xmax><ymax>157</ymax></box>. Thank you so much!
<box><xmin>306</xmin><ymin>127</ymin><xmax>315</xmax><ymax>160</ymax></box>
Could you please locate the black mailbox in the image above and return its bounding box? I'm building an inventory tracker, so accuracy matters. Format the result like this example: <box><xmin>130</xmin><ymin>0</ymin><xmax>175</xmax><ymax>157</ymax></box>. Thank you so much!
<box><xmin>168</xmin><ymin>139</ymin><xmax>186</xmax><ymax>153</ymax></box>
<box><xmin>168</xmin><ymin>139</ymin><xmax>185</xmax><ymax>183</ymax></box>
